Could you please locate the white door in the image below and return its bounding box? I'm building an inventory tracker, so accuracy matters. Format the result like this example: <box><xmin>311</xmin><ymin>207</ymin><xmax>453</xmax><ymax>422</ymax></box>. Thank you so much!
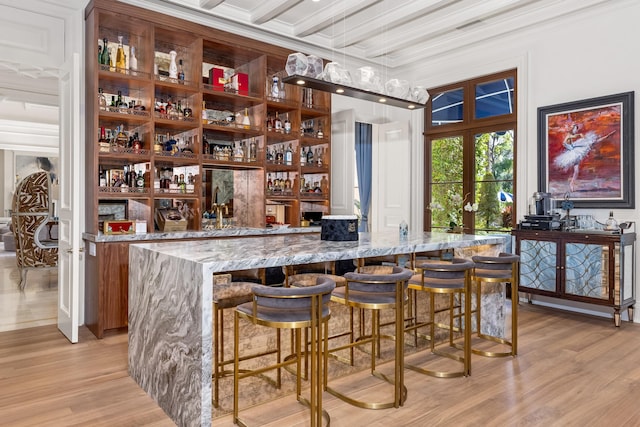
<box><xmin>330</xmin><ymin>109</ymin><xmax>355</xmax><ymax>214</ymax></box>
<box><xmin>371</xmin><ymin>121</ymin><xmax>411</xmax><ymax>232</ymax></box>
<box><xmin>57</xmin><ymin>53</ymin><xmax>83</xmax><ymax>343</ymax></box>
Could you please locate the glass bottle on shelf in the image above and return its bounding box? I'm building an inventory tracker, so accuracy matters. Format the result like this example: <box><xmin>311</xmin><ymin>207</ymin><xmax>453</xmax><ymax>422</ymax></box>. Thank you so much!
<box><xmin>284</xmin><ymin>172</ymin><xmax>292</xmax><ymax>192</ymax></box>
<box><xmin>316</xmin><ymin>148</ymin><xmax>323</xmax><ymax>167</ymax></box>
<box><xmin>306</xmin><ymin>145</ymin><xmax>314</xmax><ymax>165</ymax></box>
<box><xmin>98</xmin><ymin>167</ymin><xmax>107</xmax><ymax>187</ymax></box>
<box><xmin>183</xmin><ymin>99</ymin><xmax>192</xmax><ymax>118</ymax></box>
<box><xmin>321</xmin><ymin>175</ymin><xmax>329</xmax><ymax>193</ymax></box>
<box><xmin>285</xmin><ymin>143</ymin><xmax>293</xmax><ymax>165</ymax></box>
<box><xmin>241</xmin><ymin>108</ymin><xmax>250</xmax><ymax>129</ymax></box>
<box><xmin>100</xmin><ymin>38</ymin><xmax>109</xmax><ymax>66</ymax></box>
<box><xmin>202</xmin><ymin>101</ymin><xmax>208</xmax><ymax>124</ymax></box>
<box><xmin>275</xmin><ymin>145</ymin><xmax>284</xmax><ymax>164</ymax></box>
<box><xmin>130</xmin><ymin>46</ymin><xmax>138</xmax><ymax>71</ymax></box>
<box><xmin>284</xmin><ymin>113</ymin><xmax>291</xmax><ymax>134</ymax></box>
<box><xmin>98</xmin><ymin>88</ymin><xmax>107</xmax><ymax>110</ymax></box>
<box><xmin>271</xmin><ymin>76</ymin><xmax>280</xmax><ymax>99</ymax></box>
<box><xmin>299</xmin><ymin>176</ymin><xmax>306</xmax><ymax>193</ymax></box>
<box><xmin>133</xmin><ymin>100</ymin><xmax>145</xmax><ymax>111</ymax></box>
<box><xmin>98</xmin><ymin>44</ymin><xmax>102</xmax><ymax>65</ymax></box>
<box><xmin>300</xmin><ymin>146</ymin><xmax>306</xmax><ymax>166</ymax></box>
<box><xmin>249</xmin><ymin>138</ymin><xmax>257</xmax><ymax>161</ymax></box>
<box><xmin>98</xmin><ymin>126</ymin><xmax>110</xmax><ymax>153</ymax></box>
<box><xmin>132</xmin><ymin>132</ymin><xmax>142</xmax><ymax>152</ymax></box>
<box><xmin>233</xmin><ymin>142</ymin><xmax>244</xmax><ymax>162</ymax></box>
<box><xmin>176</xmin><ymin>100</ymin><xmax>184</xmax><ymax>118</ymax></box>
<box><xmin>116</xmin><ymin>91</ymin><xmax>126</xmax><ymax>109</ymax></box>
<box><xmin>136</xmin><ymin>170</ymin><xmax>145</xmax><ymax>191</ymax></box>
<box><xmin>115</xmin><ymin>125</ymin><xmax>128</xmax><ymax>149</ymax></box>
<box><xmin>316</xmin><ymin>120</ymin><xmax>324</xmax><ymax>138</ymax></box>
<box><xmin>266</xmin><ymin>114</ymin><xmax>273</xmax><ymax>132</ymax></box>
<box><xmin>266</xmin><ymin>146</ymin><xmax>273</xmax><ymax>163</ymax></box>
<box><xmin>274</xmin><ymin>112</ymin><xmax>282</xmax><ymax>133</ymax></box>
<box><xmin>116</xmin><ymin>36</ymin><xmax>126</xmax><ymax>73</ymax></box>
<box><xmin>178</xmin><ymin>59</ymin><xmax>185</xmax><ymax>82</ymax></box>
<box><xmin>267</xmin><ymin>173</ymin><xmax>273</xmax><ymax>192</ymax></box>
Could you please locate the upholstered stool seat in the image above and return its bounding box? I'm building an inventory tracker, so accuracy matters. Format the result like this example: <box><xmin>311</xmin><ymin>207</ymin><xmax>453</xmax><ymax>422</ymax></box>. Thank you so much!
<box><xmin>471</xmin><ymin>253</ymin><xmax>520</xmax><ymax>357</ymax></box>
<box><xmin>326</xmin><ymin>266</ymin><xmax>414</xmax><ymax>410</ymax></box>
<box><xmin>406</xmin><ymin>258</ymin><xmax>474</xmax><ymax>378</ymax></box>
<box><xmin>234</xmin><ymin>277</ymin><xmax>335</xmax><ymax>427</ymax></box>
<box><xmin>288</xmin><ymin>272</ymin><xmax>347</xmax><ymax>288</ymax></box>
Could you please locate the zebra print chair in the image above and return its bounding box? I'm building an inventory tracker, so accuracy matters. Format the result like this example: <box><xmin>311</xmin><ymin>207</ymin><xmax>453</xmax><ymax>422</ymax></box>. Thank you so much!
<box><xmin>11</xmin><ymin>171</ymin><xmax>58</xmax><ymax>290</ymax></box>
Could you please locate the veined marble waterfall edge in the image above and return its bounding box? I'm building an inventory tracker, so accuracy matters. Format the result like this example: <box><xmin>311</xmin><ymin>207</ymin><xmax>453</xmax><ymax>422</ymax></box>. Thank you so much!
<box><xmin>128</xmin><ymin>245</ymin><xmax>212</xmax><ymax>426</ymax></box>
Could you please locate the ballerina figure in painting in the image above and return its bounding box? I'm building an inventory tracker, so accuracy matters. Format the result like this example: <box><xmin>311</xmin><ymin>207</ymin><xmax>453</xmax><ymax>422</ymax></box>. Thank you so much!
<box><xmin>553</xmin><ymin>124</ymin><xmax>615</xmax><ymax>193</ymax></box>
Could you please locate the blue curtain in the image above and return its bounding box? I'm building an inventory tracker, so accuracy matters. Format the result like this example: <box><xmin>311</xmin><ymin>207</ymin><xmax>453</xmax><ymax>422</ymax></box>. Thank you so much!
<box><xmin>355</xmin><ymin>122</ymin><xmax>372</xmax><ymax>232</ymax></box>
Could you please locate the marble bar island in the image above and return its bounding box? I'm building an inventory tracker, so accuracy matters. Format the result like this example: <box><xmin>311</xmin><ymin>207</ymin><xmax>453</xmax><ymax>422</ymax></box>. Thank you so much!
<box><xmin>128</xmin><ymin>231</ymin><xmax>507</xmax><ymax>426</ymax></box>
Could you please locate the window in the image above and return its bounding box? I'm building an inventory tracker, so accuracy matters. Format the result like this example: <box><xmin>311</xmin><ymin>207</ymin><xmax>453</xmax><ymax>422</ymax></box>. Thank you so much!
<box><xmin>425</xmin><ymin>70</ymin><xmax>516</xmax><ymax>234</ymax></box>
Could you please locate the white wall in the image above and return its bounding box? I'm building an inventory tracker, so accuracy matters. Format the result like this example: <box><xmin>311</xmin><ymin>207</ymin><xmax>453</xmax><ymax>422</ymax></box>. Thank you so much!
<box><xmin>402</xmin><ymin>0</ymin><xmax>640</xmax><ymax>321</ymax></box>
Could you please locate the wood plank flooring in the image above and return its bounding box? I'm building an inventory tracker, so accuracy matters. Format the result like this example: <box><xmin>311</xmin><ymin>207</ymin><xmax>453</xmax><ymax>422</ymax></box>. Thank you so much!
<box><xmin>0</xmin><ymin>246</ymin><xmax>57</xmax><ymax>332</ymax></box>
<box><xmin>1</xmin><ymin>303</ymin><xmax>639</xmax><ymax>426</ymax></box>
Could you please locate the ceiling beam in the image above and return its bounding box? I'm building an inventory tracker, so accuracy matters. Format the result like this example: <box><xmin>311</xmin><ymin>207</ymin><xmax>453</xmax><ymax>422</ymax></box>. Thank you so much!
<box><xmin>364</xmin><ymin>0</ymin><xmax>527</xmax><ymax>58</ymax></box>
<box><xmin>293</xmin><ymin>0</ymin><xmax>382</xmax><ymax>38</ymax></box>
<box><xmin>251</xmin><ymin>0</ymin><xmax>303</xmax><ymax>25</ymax></box>
<box><xmin>333</xmin><ymin>0</ymin><xmax>457</xmax><ymax>49</ymax></box>
<box><xmin>199</xmin><ymin>0</ymin><xmax>224</xmax><ymax>10</ymax></box>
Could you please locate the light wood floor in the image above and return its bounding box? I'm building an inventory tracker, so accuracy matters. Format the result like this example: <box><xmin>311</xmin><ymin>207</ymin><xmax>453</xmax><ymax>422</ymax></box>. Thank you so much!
<box><xmin>1</xmin><ymin>303</ymin><xmax>639</xmax><ymax>426</ymax></box>
<box><xmin>0</xmin><ymin>245</ymin><xmax>58</xmax><ymax>332</ymax></box>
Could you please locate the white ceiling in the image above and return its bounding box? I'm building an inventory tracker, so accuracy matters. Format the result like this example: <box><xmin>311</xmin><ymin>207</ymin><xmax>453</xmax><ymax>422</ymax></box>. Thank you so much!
<box><xmin>157</xmin><ymin>0</ymin><xmax>611</xmax><ymax>71</ymax></box>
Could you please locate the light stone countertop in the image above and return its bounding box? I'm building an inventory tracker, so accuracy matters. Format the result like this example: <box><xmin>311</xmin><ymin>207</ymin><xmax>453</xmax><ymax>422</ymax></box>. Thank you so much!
<box><xmin>82</xmin><ymin>225</ymin><xmax>320</xmax><ymax>243</ymax></box>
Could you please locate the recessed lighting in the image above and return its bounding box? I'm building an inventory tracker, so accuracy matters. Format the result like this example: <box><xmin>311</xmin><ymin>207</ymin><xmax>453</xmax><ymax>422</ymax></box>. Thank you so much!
<box><xmin>296</xmin><ymin>79</ymin><xmax>305</xmax><ymax>85</ymax></box>
<box><xmin>378</xmin><ymin>98</ymin><xmax>387</xmax><ymax>103</ymax></box>
<box><xmin>336</xmin><ymin>88</ymin><xmax>345</xmax><ymax>94</ymax></box>
<box><xmin>408</xmin><ymin>105</ymin><xmax>415</xmax><ymax>109</ymax></box>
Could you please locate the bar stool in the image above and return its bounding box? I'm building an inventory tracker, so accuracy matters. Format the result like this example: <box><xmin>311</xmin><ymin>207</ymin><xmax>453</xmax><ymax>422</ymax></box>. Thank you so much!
<box><xmin>471</xmin><ymin>253</ymin><xmax>520</xmax><ymax>357</ymax></box>
<box><xmin>233</xmin><ymin>277</ymin><xmax>335</xmax><ymax>427</ymax></box>
<box><xmin>326</xmin><ymin>266</ymin><xmax>414</xmax><ymax>409</ymax></box>
<box><xmin>212</xmin><ymin>270</ymin><xmax>268</xmax><ymax>408</ymax></box>
<box><xmin>406</xmin><ymin>258</ymin><xmax>474</xmax><ymax>378</ymax></box>
<box><xmin>285</xmin><ymin>261</ymin><xmax>347</xmax><ymax>288</ymax></box>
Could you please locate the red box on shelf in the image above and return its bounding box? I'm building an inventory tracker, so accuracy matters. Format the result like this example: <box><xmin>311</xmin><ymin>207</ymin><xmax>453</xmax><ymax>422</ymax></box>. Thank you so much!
<box><xmin>209</xmin><ymin>67</ymin><xmax>225</xmax><ymax>91</ymax></box>
<box><xmin>232</xmin><ymin>73</ymin><xmax>248</xmax><ymax>95</ymax></box>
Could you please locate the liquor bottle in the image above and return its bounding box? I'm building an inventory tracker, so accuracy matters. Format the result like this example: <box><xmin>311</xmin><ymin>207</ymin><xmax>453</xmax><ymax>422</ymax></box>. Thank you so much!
<box><xmin>266</xmin><ymin>114</ymin><xmax>273</xmax><ymax>132</ymax></box>
<box><xmin>267</xmin><ymin>173</ymin><xmax>273</xmax><ymax>192</ymax></box>
<box><xmin>154</xmin><ymin>134</ymin><xmax>164</xmax><ymax>153</ymax></box>
<box><xmin>321</xmin><ymin>175</ymin><xmax>329</xmax><ymax>193</ymax></box>
<box><xmin>182</xmin><ymin>136</ymin><xmax>194</xmax><ymax>153</ymax></box>
<box><xmin>284</xmin><ymin>113</ymin><xmax>291</xmax><ymax>134</ymax></box>
<box><xmin>136</xmin><ymin>170</ymin><xmax>145</xmax><ymax>191</ymax></box>
<box><xmin>233</xmin><ymin>142</ymin><xmax>244</xmax><ymax>161</ymax></box>
<box><xmin>178</xmin><ymin>59</ymin><xmax>185</xmax><ymax>82</ymax></box>
<box><xmin>98</xmin><ymin>126</ymin><xmax>110</xmax><ymax>153</ymax></box>
<box><xmin>300</xmin><ymin>176</ymin><xmax>305</xmax><ymax>193</ymax></box>
<box><xmin>201</xmin><ymin>101</ymin><xmax>208</xmax><ymax>124</ymax></box>
<box><xmin>300</xmin><ymin>146</ymin><xmax>306</xmax><ymax>166</ymax></box>
<box><xmin>306</xmin><ymin>145</ymin><xmax>314</xmax><ymax>165</ymax></box>
<box><xmin>284</xmin><ymin>143</ymin><xmax>293</xmax><ymax>165</ymax></box>
<box><xmin>284</xmin><ymin>172</ymin><xmax>292</xmax><ymax>191</ymax></box>
<box><xmin>132</xmin><ymin>132</ymin><xmax>142</xmax><ymax>152</ymax></box>
<box><xmin>275</xmin><ymin>145</ymin><xmax>284</xmax><ymax>164</ymax></box>
<box><xmin>115</xmin><ymin>125</ymin><xmax>128</xmax><ymax>149</ymax></box>
<box><xmin>98</xmin><ymin>167</ymin><xmax>107</xmax><ymax>187</ymax></box>
<box><xmin>241</xmin><ymin>108</ymin><xmax>250</xmax><ymax>129</ymax></box>
<box><xmin>316</xmin><ymin>120</ymin><xmax>324</xmax><ymax>139</ymax></box>
<box><xmin>249</xmin><ymin>138</ymin><xmax>257</xmax><ymax>162</ymax></box>
<box><xmin>129</xmin><ymin>46</ymin><xmax>138</xmax><ymax>71</ymax></box>
<box><xmin>183</xmin><ymin>100</ymin><xmax>192</xmax><ymax>118</ymax></box>
<box><xmin>98</xmin><ymin>88</ymin><xmax>107</xmax><ymax>110</ymax></box>
<box><xmin>176</xmin><ymin>100</ymin><xmax>184</xmax><ymax>118</ymax></box>
<box><xmin>116</xmin><ymin>91</ymin><xmax>127</xmax><ymax>109</ymax></box>
<box><xmin>116</xmin><ymin>36</ymin><xmax>126</xmax><ymax>73</ymax></box>
<box><xmin>271</xmin><ymin>76</ymin><xmax>280</xmax><ymax>99</ymax></box>
<box><xmin>266</xmin><ymin>146</ymin><xmax>273</xmax><ymax>163</ymax></box>
<box><xmin>274</xmin><ymin>112</ymin><xmax>282</xmax><ymax>133</ymax></box>
<box><xmin>98</xmin><ymin>44</ymin><xmax>102</xmax><ymax>65</ymax></box>
<box><xmin>300</xmin><ymin>120</ymin><xmax>305</xmax><ymax>136</ymax></box>
<box><xmin>316</xmin><ymin>148</ymin><xmax>323</xmax><ymax>167</ymax></box>
<box><xmin>202</xmin><ymin>135</ymin><xmax>210</xmax><ymax>155</ymax></box>
<box><xmin>100</xmin><ymin>38</ymin><xmax>109</xmax><ymax>66</ymax></box>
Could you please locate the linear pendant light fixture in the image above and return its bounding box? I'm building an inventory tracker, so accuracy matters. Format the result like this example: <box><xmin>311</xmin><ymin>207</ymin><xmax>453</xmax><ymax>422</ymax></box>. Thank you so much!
<box><xmin>282</xmin><ymin>74</ymin><xmax>426</xmax><ymax>110</ymax></box>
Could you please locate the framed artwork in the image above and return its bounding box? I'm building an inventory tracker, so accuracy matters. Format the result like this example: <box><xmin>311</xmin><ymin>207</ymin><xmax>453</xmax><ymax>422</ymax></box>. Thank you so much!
<box><xmin>538</xmin><ymin>91</ymin><xmax>634</xmax><ymax>208</ymax></box>
<box><xmin>15</xmin><ymin>154</ymin><xmax>58</xmax><ymax>184</ymax></box>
